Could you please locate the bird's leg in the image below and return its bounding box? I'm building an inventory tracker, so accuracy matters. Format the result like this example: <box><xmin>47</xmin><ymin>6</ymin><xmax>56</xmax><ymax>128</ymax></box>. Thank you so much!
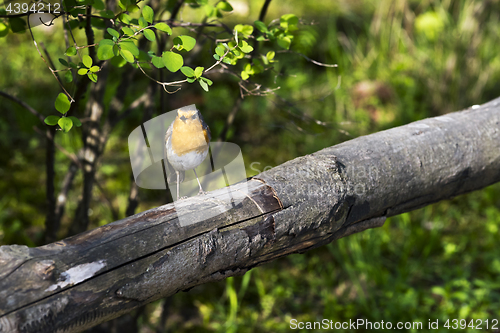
<box><xmin>175</xmin><ymin>171</ymin><xmax>188</xmax><ymax>200</ymax></box>
<box><xmin>193</xmin><ymin>169</ymin><xmax>206</xmax><ymax>195</ymax></box>
<box><xmin>176</xmin><ymin>170</ymin><xmax>181</xmax><ymax>200</ymax></box>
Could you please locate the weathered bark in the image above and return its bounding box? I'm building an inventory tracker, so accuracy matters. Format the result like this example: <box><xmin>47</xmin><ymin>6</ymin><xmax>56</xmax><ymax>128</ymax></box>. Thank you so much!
<box><xmin>1</xmin><ymin>98</ymin><xmax>499</xmax><ymax>333</ymax></box>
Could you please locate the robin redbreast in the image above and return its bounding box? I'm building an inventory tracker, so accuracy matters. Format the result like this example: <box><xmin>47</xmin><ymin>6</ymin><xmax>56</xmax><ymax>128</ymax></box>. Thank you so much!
<box><xmin>164</xmin><ymin>106</ymin><xmax>211</xmax><ymax>200</ymax></box>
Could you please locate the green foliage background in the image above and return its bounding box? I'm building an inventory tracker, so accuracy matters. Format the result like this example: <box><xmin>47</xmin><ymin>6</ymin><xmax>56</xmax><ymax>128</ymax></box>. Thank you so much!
<box><xmin>1</xmin><ymin>0</ymin><xmax>500</xmax><ymax>332</ymax></box>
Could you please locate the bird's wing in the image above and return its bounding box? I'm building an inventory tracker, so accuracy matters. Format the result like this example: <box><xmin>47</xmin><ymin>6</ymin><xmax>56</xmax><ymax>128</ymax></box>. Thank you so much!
<box><xmin>198</xmin><ymin>111</ymin><xmax>211</xmax><ymax>142</ymax></box>
<box><xmin>164</xmin><ymin>121</ymin><xmax>173</xmax><ymax>162</ymax></box>
<box><xmin>164</xmin><ymin>121</ymin><xmax>184</xmax><ymax>183</ymax></box>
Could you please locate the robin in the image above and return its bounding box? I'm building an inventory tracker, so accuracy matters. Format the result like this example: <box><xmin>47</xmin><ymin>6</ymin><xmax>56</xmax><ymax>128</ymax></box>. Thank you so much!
<box><xmin>164</xmin><ymin>106</ymin><xmax>211</xmax><ymax>200</ymax></box>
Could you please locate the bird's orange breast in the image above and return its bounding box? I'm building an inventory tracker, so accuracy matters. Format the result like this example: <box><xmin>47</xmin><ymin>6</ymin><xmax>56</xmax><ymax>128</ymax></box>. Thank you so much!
<box><xmin>171</xmin><ymin>117</ymin><xmax>209</xmax><ymax>156</ymax></box>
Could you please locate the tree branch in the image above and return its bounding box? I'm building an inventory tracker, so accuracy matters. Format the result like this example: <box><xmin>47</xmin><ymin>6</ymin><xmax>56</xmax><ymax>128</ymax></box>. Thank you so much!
<box><xmin>0</xmin><ymin>91</ymin><xmax>45</xmax><ymax>123</ymax></box>
<box><xmin>251</xmin><ymin>0</ymin><xmax>273</xmax><ymax>60</ymax></box>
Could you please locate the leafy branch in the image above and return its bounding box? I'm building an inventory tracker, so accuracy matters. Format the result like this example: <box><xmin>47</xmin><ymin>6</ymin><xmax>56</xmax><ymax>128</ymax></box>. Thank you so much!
<box><xmin>0</xmin><ymin>0</ymin><xmax>325</xmax><ymax>132</ymax></box>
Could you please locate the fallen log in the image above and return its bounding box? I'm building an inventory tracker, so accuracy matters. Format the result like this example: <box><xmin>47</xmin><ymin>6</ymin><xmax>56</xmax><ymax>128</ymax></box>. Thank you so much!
<box><xmin>1</xmin><ymin>97</ymin><xmax>499</xmax><ymax>333</ymax></box>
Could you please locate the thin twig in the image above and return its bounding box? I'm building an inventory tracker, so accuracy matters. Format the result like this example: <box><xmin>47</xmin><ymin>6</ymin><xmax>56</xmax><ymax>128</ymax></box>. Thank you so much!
<box><xmin>28</xmin><ymin>23</ymin><xmax>75</xmax><ymax>102</ymax></box>
<box><xmin>0</xmin><ymin>91</ymin><xmax>45</xmax><ymax>122</ymax></box>
<box><xmin>277</xmin><ymin>50</ymin><xmax>338</xmax><ymax>68</ymax></box>
<box><xmin>135</xmin><ymin>45</ymin><xmax>234</xmax><ymax>93</ymax></box>
<box><xmin>40</xmin><ymin>41</ymin><xmax>62</xmax><ymax>83</ymax></box>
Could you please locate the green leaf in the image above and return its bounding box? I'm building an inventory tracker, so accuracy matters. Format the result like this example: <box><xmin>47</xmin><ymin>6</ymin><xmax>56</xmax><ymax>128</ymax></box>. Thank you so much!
<box><xmin>199</xmin><ymin>79</ymin><xmax>209</xmax><ymax>92</ymax></box>
<box><xmin>58</xmin><ymin>117</ymin><xmax>73</xmax><ymax>133</ymax></box>
<box><xmin>216</xmin><ymin>1</ymin><xmax>233</xmax><ymax>11</ymax></box>
<box><xmin>143</xmin><ymin>29</ymin><xmax>155</xmax><ymax>41</ymax></box>
<box><xmin>118</xmin><ymin>13</ymin><xmax>131</xmax><ymax>24</ymax></box>
<box><xmin>152</xmin><ymin>56</ymin><xmax>164</xmax><ymax>68</ymax></box>
<box><xmin>64</xmin><ymin>70</ymin><xmax>73</xmax><ymax>83</ymax></box>
<box><xmin>215</xmin><ymin>44</ymin><xmax>226</xmax><ymax>57</ymax></box>
<box><xmin>280</xmin><ymin>14</ymin><xmax>298</xmax><ymax>31</ymax></box>
<box><xmin>194</xmin><ymin>66</ymin><xmax>204</xmax><ymax>78</ymax></box>
<box><xmin>88</xmin><ymin>73</ymin><xmax>98</xmax><ymax>82</ymax></box>
<box><xmin>204</xmin><ymin>4</ymin><xmax>217</xmax><ymax>17</ymax></box>
<box><xmin>235</xmin><ymin>24</ymin><xmax>253</xmax><ymax>37</ymax></box>
<box><xmin>254</xmin><ymin>20</ymin><xmax>268</xmax><ymax>33</ymax></box>
<box><xmin>172</xmin><ymin>37</ymin><xmax>183</xmax><ymax>51</ymax></box>
<box><xmin>97</xmin><ymin>39</ymin><xmax>115</xmax><ymax>60</ymax></box>
<box><xmin>162</xmin><ymin>51</ymin><xmax>183</xmax><ymax>72</ymax></box>
<box><xmin>238</xmin><ymin>40</ymin><xmax>253</xmax><ymax>53</ymax></box>
<box><xmin>201</xmin><ymin>77</ymin><xmax>213</xmax><ymax>85</ymax></box>
<box><xmin>122</xmin><ymin>26</ymin><xmax>135</xmax><ymax>36</ymax></box>
<box><xmin>120</xmin><ymin>49</ymin><xmax>135</xmax><ymax>63</ymax></box>
<box><xmin>174</xmin><ymin>35</ymin><xmax>196</xmax><ymax>51</ymax></box>
<box><xmin>110</xmin><ymin>55</ymin><xmax>127</xmax><ymax>67</ymax></box>
<box><xmin>107</xmin><ymin>27</ymin><xmax>120</xmax><ymax>39</ymax></box>
<box><xmin>44</xmin><ymin>115</ymin><xmax>60</xmax><ymax>126</ymax></box>
<box><xmin>93</xmin><ymin>0</ymin><xmax>105</xmax><ymax>10</ymax></box>
<box><xmin>92</xmin><ymin>19</ymin><xmax>106</xmax><ymax>29</ymax></box>
<box><xmin>252</xmin><ymin>61</ymin><xmax>264</xmax><ymax>74</ymax></box>
<box><xmin>89</xmin><ymin>65</ymin><xmax>100</xmax><ymax>73</ymax></box>
<box><xmin>266</xmin><ymin>50</ymin><xmax>275</xmax><ymax>60</ymax></box>
<box><xmin>0</xmin><ymin>22</ymin><xmax>8</xmax><ymax>38</ymax></box>
<box><xmin>68</xmin><ymin>116</ymin><xmax>82</xmax><ymax>127</ymax></box>
<box><xmin>142</xmin><ymin>5</ymin><xmax>154</xmax><ymax>24</ymax></box>
<box><xmin>154</xmin><ymin>22</ymin><xmax>172</xmax><ymax>35</ymax></box>
<box><xmin>78</xmin><ymin>68</ymin><xmax>88</xmax><ymax>75</ymax></box>
<box><xmin>82</xmin><ymin>55</ymin><xmax>92</xmax><ymax>68</ymax></box>
<box><xmin>58</xmin><ymin>58</ymin><xmax>69</xmax><ymax>67</ymax></box>
<box><xmin>119</xmin><ymin>41</ymin><xmax>139</xmax><ymax>56</ymax></box>
<box><xmin>232</xmin><ymin>48</ymin><xmax>243</xmax><ymax>59</ymax></box>
<box><xmin>241</xmin><ymin>71</ymin><xmax>249</xmax><ymax>80</ymax></box>
<box><xmin>99</xmin><ymin>39</ymin><xmax>114</xmax><ymax>47</ymax></box>
<box><xmin>281</xmin><ymin>14</ymin><xmax>297</xmax><ymax>23</ymax></box>
<box><xmin>126</xmin><ymin>4</ymin><xmax>140</xmax><ymax>12</ymax></box>
<box><xmin>55</xmin><ymin>93</ymin><xmax>71</xmax><ymax>114</ymax></box>
<box><xmin>65</xmin><ymin>46</ymin><xmax>77</xmax><ymax>56</ymax></box>
<box><xmin>181</xmin><ymin>66</ymin><xmax>195</xmax><ymax>77</ymax></box>
<box><xmin>186</xmin><ymin>77</ymin><xmax>196</xmax><ymax>83</ymax></box>
<box><xmin>8</xmin><ymin>17</ymin><xmax>26</xmax><ymax>33</ymax></box>
<box><xmin>139</xmin><ymin>17</ymin><xmax>148</xmax><ymax>29</ymax></box>
<box><xmin>70</xmin><ymin>8</ymin><xmax>85</xmax><ymax>17</ymax></box>
<box><xmin>277</xmin><ymin>36</ymin><xmax>291</xmax><ymax>49</ymax></box>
